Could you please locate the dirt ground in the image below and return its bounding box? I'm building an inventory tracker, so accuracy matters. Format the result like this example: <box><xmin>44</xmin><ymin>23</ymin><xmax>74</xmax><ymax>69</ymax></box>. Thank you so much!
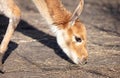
<box><xmin>0</xmin><ymin>0</ymin><xmax>120</xmax><ymax>78</ymax></box>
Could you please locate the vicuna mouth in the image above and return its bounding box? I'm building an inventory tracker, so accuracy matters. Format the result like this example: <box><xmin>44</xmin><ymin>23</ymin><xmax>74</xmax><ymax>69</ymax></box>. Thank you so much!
<box><xmin>78</xmin><ymin>57</ymin><xmax>88</xmax><ymax>65</ymax></box>
<box><xmin>73</xmin><ymin>57</ymin><xmax>88</xmax><ymax>65</ymax></box>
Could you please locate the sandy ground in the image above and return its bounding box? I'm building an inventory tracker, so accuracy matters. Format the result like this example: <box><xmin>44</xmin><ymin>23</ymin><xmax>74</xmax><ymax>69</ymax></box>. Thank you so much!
<box><xmin>0</xmin><ymin>0</ymin><xmax>120</xmax><ymax>78</ymax></box>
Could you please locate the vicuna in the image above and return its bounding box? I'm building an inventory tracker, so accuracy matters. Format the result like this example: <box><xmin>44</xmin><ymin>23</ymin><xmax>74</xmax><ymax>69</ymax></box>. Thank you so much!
<box><xmin>0</xmin><ymin>0</ymin><xmax>88</xmax><ymax>71</ymax></box>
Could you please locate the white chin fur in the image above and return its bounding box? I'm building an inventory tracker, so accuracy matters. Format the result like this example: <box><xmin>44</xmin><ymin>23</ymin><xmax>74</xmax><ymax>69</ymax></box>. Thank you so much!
<box><xmin>56</xmin><ymin>29</ymin><xmax>79</xmax><ymax>64</ymax></box>
<box><xmin>50</xmin><ymin>25</ymin><xmax>80</xmax><ymax>64</ymax></box>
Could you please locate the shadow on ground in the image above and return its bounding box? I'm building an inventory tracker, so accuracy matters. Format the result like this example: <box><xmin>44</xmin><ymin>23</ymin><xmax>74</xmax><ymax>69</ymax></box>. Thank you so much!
<box><xmin>0</xmin><ymin>15</ymin><xmax>74</xmax><ymax>66</ymax></box>
<box><xmin>17</xmin><ymin>20</ymin><xmax>74</xmax><ymax>64</ymax></box>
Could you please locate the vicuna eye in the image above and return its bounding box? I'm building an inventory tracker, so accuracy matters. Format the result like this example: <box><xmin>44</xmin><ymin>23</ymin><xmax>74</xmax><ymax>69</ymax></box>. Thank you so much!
<box><xmin>75</xmin><ymin>36</ymin><xmax>82</xmax><ymax>42</ymax></box>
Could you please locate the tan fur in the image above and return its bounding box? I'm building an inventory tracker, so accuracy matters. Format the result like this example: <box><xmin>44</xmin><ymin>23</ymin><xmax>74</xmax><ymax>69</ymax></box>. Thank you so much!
<box><xmin>68</xmin><ymin>20</ymin><xmax>88</xmax><ymax>60</ymax></box>
<box><xmin>0</xmin><ymin>0</ymin><xmax>88</xmax><ymax>65</ymax></box>
<box><xmin>45</xmin><ymin>0</ymin><xmax>71</xmax><ymax>25</ymax></box>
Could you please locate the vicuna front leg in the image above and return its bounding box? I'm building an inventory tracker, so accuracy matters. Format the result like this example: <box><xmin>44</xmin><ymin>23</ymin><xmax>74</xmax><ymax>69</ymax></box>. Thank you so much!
<box><xmin>0</xmin><ymin>16</ymin><xmax>20</xmax><ymax>54</ymax></box>
<box><xmin>0</xmin><ymin>0</ymin><xmax>21</xmax><ymax>71</ymax></box>
<box><xmin>0</xmin><ymin>12</ymin><xmax>20</xmax><ymax>71</ymax></box>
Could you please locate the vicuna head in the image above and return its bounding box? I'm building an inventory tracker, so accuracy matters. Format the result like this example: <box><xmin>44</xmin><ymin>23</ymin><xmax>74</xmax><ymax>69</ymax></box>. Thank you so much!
<box><xmin>32</xmin><ymin>0</ymin><xmax>88</xmax><ymax>64</ymax></box>
<box><xmin>55</xmin><ymin>0</ymin><xmax>88</xmax><ymax>64</ymax></box>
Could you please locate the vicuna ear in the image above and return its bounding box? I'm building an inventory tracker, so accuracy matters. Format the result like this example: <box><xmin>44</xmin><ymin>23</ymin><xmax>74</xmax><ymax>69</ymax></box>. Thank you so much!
<box><xmin>69</xmin><ymin>0</ymin><xmax>84</xmax><ymax>26</ymax></box>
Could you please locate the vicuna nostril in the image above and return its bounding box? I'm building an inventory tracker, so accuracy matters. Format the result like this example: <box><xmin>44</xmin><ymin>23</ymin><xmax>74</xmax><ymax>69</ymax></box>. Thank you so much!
<box><xmin>80</xmin><ymin>58</ymin><xmax>87</xmax><ymax>65</ymax></box>
<box><xmin>83</xmin><ymin>60</ymin><xmax>87</xmax><ymax>64</ymax></box>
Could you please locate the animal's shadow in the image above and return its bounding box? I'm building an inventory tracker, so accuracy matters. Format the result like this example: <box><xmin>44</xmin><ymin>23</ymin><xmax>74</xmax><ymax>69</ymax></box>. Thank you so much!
<box><xmin>0</xmin><ymin>15</ymin><xmax>73</xmax><ymax>64</ymax></box>
<box><xmin>17</xmin><ymin>20</ymin><xmax>73</xmax><ymax>63</ymax></box>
